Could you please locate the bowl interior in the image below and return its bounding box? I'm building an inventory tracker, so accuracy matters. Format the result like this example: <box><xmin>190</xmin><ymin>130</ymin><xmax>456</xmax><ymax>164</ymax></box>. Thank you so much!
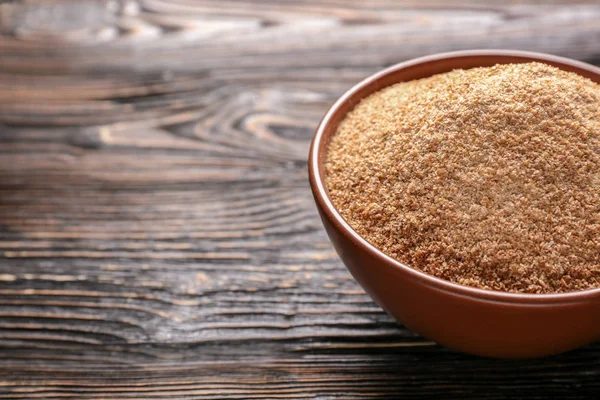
<box><xmin>310</xmin><ymin>50</ymin><xmax>600</xmax><ymax>304</ymax></box>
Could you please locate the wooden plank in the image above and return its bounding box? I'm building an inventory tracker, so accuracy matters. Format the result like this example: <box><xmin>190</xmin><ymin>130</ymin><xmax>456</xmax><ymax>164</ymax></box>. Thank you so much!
<box><xmin>1</xmin><ymin>0</ymin><xmax>600</xmax><ymax>398</ymax></box>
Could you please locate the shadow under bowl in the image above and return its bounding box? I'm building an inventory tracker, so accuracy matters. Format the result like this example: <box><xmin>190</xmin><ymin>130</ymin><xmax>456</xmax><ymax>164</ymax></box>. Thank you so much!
<box><xmin>308</xmin><ymin>50</ymin><xmax>600</xmax><ymax>358</ymax></box>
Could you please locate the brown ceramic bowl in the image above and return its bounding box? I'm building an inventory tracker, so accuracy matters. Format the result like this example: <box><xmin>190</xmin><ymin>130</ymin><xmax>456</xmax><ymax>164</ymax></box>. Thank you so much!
<box><xmin>308</xmin><ymin>50</ymin><xmax>600</xmax><ymax>358</ymax></box>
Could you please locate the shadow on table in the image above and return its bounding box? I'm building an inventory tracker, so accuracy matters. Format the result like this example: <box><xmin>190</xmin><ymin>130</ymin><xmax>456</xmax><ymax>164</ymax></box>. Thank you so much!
<box><xmin>295</xmin><ymin>336</ymin><xmax>600</xmax><ymax>399</ymax></box>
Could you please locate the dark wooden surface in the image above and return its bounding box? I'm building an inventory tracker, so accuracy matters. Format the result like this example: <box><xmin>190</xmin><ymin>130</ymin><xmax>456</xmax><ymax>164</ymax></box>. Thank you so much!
<box><xmin>1</xmin><ymin>1</ymin><xmax>600</xmax><ymax>398</ymax></box>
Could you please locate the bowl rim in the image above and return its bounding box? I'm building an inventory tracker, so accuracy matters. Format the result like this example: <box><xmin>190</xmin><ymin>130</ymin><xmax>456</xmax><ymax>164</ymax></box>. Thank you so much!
<box><xmin>309</xmin><ymin>49</ymin><xmax>600</xmax><ymax>305</ymax></box>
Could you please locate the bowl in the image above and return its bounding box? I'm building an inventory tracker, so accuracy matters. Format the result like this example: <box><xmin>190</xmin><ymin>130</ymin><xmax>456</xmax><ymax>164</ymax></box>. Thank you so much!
<box><xmin>308</xmin><ymin>50</ymin><xmax>600</xmax><ymax>358</ymax></box>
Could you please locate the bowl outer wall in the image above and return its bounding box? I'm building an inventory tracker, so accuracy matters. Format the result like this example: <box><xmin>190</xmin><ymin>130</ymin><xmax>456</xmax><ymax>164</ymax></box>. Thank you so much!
<box><xmin>308</xmin><ymin>50</ymin><xmax>600</xmax><ymax>358</ymax></box>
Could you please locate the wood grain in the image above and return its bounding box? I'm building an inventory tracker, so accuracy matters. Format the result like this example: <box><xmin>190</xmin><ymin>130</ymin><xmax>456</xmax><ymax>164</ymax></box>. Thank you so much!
<box><xmin>1</xmin><ymin>0</ymin><xmax>600</xmax><ymax>398</ymax></box>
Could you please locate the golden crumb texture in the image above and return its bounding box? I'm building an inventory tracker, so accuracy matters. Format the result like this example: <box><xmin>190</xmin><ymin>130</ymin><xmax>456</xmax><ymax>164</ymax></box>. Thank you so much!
<box><xmin>326</xmin><ymin>62</ymin><xmax>600</xmax><ymax>294</ymax></box>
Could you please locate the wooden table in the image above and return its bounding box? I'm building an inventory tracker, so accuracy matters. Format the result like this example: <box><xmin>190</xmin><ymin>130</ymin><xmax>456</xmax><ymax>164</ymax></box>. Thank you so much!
<box><xmin>1</xmin><ymin>1</ymin><xmax>600</xmax><ymax>398</ymax></box>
